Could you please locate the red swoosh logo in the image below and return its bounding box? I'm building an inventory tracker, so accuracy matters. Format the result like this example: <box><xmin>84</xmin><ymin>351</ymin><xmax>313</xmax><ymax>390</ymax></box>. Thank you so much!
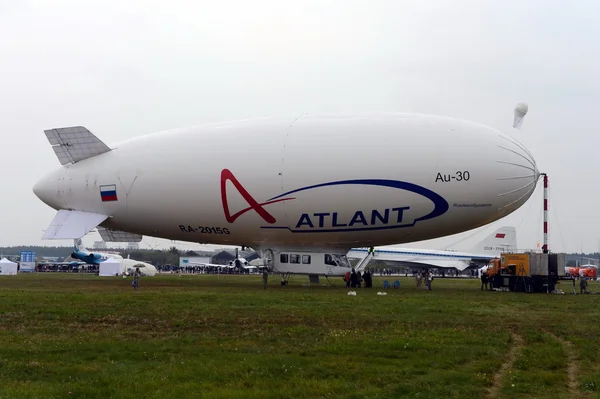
<box><xmin>221</xmin><ymin>169</ymin><xmax>294</xmax><ymax>224</ymax></box>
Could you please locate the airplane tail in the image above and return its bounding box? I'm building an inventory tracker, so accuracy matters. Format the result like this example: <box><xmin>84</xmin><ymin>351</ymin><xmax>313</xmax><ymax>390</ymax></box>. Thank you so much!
<box><xmin>73</xmin><ymin>238</ymin><xmax>86</xmax><ymax>252</ymax></box>
<box><xmin>468</xmin><ymin>226</ymin><xmax>517</xmax><ymax>256</ymax></box>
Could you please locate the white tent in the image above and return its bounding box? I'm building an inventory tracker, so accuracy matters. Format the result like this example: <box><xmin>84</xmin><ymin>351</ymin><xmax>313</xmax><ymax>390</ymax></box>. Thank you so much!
<box><xmin>122</xmin><ymin>259</ymin><xmax>157</xmax><ymax>276</ymax></box>
<box><xmin>0</xmin><ymin>258</ymin><xmax>18</xmax><ymax>275</ymax></box>
<box><xmin>98</xmin><ymin>258</ymin><xmax>123</xmax><ymax>277</ymax></box>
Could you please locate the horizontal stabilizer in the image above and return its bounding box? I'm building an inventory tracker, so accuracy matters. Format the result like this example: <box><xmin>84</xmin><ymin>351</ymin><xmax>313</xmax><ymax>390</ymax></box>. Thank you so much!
<box><xmin>44</xmin><ymin>126</ymin><xmax>111</xmax><ymax>165</ymax></box>
<box><xmin>42</xmin><ymin>210</ymin><xmax>109</xmax><ymax>240</ymax></box>
<box><xmin>97</xmin><ymin>227</ymin><xmax>143</xmax><ymax>242</ymax></box>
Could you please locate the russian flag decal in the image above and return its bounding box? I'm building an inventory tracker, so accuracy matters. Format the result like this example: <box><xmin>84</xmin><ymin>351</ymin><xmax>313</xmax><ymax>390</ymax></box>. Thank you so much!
<box><xmin>495</xmin><ymin>233</ymin><xmax>505</xmax><ymax>238</ymax></box>
<box><xmin>100</xmin><ymin>184</ymin><xmax>118</xmax><ymax>202</ymax></box>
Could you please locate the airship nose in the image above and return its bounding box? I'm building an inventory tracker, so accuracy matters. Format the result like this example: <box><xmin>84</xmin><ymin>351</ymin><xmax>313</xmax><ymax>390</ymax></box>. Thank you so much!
<box><xmin>33</xmin><ymin>170</ymin><xmax>59</xmax><ymax>210</ymax></box>
<box><xmin>495</xmin><ymin>134</ymin><xmax>540</xmax><ymax>214</ymax></box>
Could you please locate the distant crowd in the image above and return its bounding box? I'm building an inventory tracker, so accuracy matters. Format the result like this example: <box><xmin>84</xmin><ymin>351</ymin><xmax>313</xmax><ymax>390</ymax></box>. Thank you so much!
<box><xmin>34</xmin><ymin>263</ymin><xmax>99</xmax><ymax>273</ymax></box>
<box><xmin>24</xmin><ymin>263</ymin><xmax>484</xmax><ymax>279</ymax></box>
<box><xmin>157</xmin><ymin>265</ymin><xmax>259</xmax><ymax>274</ymax></box>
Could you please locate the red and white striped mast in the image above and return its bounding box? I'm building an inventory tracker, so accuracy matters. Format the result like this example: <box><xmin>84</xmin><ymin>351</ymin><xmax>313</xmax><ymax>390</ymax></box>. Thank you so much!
<box><xmin>541</xmin><ymin>173</ymin><xmax>548</xmax><ymax>254</ymax></box>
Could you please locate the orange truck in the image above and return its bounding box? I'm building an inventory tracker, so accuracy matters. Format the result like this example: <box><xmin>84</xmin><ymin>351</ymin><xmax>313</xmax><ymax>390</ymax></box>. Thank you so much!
<box><xmin>485</xmin><ymin>252</ymin><xmax>567</xmax><ymax>293</ymax></box>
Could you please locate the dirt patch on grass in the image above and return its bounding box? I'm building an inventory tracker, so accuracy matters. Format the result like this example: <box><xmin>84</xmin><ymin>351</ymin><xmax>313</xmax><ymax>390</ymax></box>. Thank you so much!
<box><xmin>545</xmin><ymin>331</ymin><xmax>584</xmax><ymax>399</ymax></box>
<box><xmin>487</xmin><ymin>332</ymin><xmax>523</xmax><ymax>399</ymax></box>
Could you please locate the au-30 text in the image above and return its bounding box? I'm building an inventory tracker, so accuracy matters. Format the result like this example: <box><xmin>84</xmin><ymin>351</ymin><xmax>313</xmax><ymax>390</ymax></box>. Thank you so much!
<box><xmin>435</xmin><ymin>171</ymin><xmax>470</xmax><ymax>183</ymax></box>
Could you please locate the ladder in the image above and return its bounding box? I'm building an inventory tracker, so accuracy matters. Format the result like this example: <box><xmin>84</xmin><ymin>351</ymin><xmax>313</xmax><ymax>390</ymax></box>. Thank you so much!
<box><xmin>355</xmin><ymin>252</ymin><xmax>374</xmax><ymax>272</ymax></box>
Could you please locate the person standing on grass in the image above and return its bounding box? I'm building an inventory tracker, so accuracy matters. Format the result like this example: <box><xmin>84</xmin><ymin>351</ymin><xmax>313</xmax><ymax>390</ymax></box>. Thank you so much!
<box><xmin>580</xmin><ymin>276</ymin><xmax>588</xmax><ymax>294</ymax></box>
<box><xmin>133</xmin><ymin>267</ymin><xmax>141</xmax><ymax>290</ymax></box>
<box><xmin>262</xmin><ymin>269</ymin><xmax>268</xmax><ymax>289</ymax></box>
<box><xmin>425</xmin><ymin>271</ymin><xmax>432</xmax><ymax>291</ymax></box>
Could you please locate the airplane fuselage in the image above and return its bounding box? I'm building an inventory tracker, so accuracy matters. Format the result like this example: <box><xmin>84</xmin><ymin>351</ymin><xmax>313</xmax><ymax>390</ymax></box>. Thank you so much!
<box><xmin>71</xmin><ymin>249</ymin><xmax>123</xmax><ymax>264</ymax></box>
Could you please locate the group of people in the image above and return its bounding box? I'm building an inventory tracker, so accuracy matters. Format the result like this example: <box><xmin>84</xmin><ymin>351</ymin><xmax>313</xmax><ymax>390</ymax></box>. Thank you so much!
<box><xmin>344</xmin><ymin>268</ymin><xmax>373</xmax><ymax>288</ymax></box>
<box><xmin>480</xmin><ymin>272</ymin><xmax>513</xmax><ymax>291</ymax></box>
<box><xmin>415</xmin><ymin>270</ymin><xmax>433</xmax><ymax>290</ymax></box>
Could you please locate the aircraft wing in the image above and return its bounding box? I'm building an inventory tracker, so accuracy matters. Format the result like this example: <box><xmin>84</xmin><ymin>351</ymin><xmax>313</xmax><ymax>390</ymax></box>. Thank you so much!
<box><xmin>42</xmin><ymin>210</ymin><xmax>109</xmax><ymax>240</ymax></box>
<box><xmin>186</xmin><ymin>262</ymin><xmax>233</xmax><ymax>269</ymax></box>
<box><xmin>383</xmin><ymin>259</ymin><xmax>473</xmax><ymax>271</ymax></box>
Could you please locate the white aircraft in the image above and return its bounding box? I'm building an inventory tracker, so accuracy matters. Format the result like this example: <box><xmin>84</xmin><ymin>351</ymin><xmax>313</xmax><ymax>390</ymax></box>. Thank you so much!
<box><xmin>33</xmin><ymin>112</ymin><xmax>539</xmax><ymax>283</ymax></box>
<box><xmin>69</xmin><ymin>239</ymin><xmax>157</xmax><ymax>276</ymax></box>
<box><xmin>347</xmin><ymin>226</ymin><xmax>517</xmax><ymax>272</ymax></box>
<box><xmin>69</xmin><ymin>238</ymin><xmax>124</xmax><ymax>263</ymax></box>
<box><xmin>186</xmin><ymin>255</ymin><xmax>265</xmax><ymax>273</ymax></box>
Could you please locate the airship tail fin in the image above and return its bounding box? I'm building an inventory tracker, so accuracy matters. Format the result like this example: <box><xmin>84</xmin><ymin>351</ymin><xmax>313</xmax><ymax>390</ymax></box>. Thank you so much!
<box><xmin>97</xmin><ymin>226</ymin><xmax>143</xmax><ymax>242</ymax></box>
<box><xmin>42</xmin><ymin>210</ymin><xmax>109</xmax><ymax>240</ymax></box>
<box><xmin>43</xmin><ymin>126</ymin><xmax>112</xmax><ymax>165</ymax></box>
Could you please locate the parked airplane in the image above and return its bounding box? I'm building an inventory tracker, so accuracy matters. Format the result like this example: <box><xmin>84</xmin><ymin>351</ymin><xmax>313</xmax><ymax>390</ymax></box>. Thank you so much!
<box><xmin>69</xmin><ymin>239</ymin><xmax>157</xmax><ymax>276</ymax></box>
<box><xmin>347</xmin><ymin>226</ymin><xmax>517</xmax><ymax>272</ymax></box>
<box><xmin>187</xmin><ymin>251</ymin><xmax>265</xmax><ymax>273</ymax></box>
<box><xmin>33</xmin><ymin>112</ymin><xmax>539</xmax><ymax>283</ymax></box>
<box><xmin>70</xmin><ymin>238</ymin><xmax>123</xmax><ymax>263</ymax></box>
<box><xmin>185</xmin><ymin>258</ymin><xmax>262</xmax><ymax>273</ymax></box>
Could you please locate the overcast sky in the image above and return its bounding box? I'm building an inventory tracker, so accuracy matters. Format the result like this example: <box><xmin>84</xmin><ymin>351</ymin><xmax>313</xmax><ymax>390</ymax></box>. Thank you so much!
<box><xmin>1</xmin><ymin>0</ymin><xmax>598</xmax><ymax>253</ymax></box>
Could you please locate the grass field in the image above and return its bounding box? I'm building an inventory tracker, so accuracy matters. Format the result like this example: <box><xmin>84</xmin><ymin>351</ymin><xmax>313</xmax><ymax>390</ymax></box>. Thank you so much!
<box><xmin>0</xmin><ymin>273</ymin><xmax>599</xmax><ymax>399</ymax></box>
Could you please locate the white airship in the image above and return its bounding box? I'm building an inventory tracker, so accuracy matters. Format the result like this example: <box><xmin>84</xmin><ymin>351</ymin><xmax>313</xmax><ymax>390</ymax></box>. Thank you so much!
<box><xmin>33</xmin><ymin>113</ymin><xmax>539</xmax><ymax>282</ymax></box>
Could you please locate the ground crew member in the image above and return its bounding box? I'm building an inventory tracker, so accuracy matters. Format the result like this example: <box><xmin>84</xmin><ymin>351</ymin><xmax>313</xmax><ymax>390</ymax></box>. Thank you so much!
<box><xmin>580</xmin><ymin>276</ymin><xmax>588</xmax><ymax>294</ymax></box>
<box><xmin>262</xmin><ymin>269</ymin><xmax>268</xmax><ymax>289</ymax></box>
<box><xmin>133</xmin><ymin>267</ymin><xmax>141</xmax><ymax>290</ymax></box>
<box><xmin>425</xmin><ymin>271</ymin><xmax>432</xmax><ymax>291</ymax></box>
<box><xmin>480</xmin><ymin>272</ymin><xmax>488</xmax><ymax>291</ymax></box>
